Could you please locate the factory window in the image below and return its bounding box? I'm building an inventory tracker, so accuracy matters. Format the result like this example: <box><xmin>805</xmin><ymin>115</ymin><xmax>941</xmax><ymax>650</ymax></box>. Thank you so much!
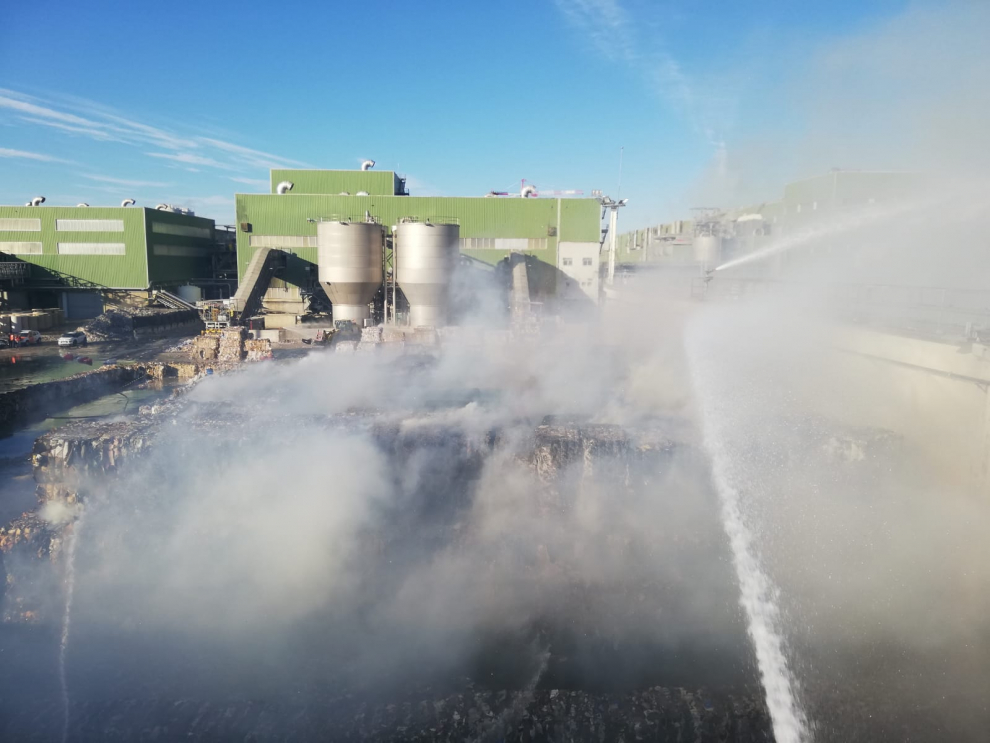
<box><xmin>249</xmin><ymin>235</ymin><xmax>317</xmax><ymax>248</ymax></box>
<box><xmin>582</xmin><ymin>257</ymin><xmax>593</xmax><ymax>266</ymax></box>
<box><xmin>0</xmin><ymin>241</ymin><xmax>42</xmax><ymax>254</ymax></box>
<box><xmin>153</xmin><ymin>244</ymin><xmax>212</xmax><ymax>257</ymax></box>
<box><xmin>562</xmin><ymin>257</ymin><xmax>573</xmax><ymax>266</ymax></box>
<box><xmin>461</xmin><ymin>238</ymin><xmax>495</xmax><ymax>250</ymax></box>
<box><xmin>460</xmin><ymin>237</ymin><xmax>545</xmax><ymax>251</ymax></box>
<box><xmin>55</xmin><ymin>219</ymin><xmax>124</xmax><ymax>232</ymax></box>
<box><xmin>57</xmin><ymin>242</ymin><xmax>126</xmax><ymax>255</ymax></box>
<box><xmin>152</xmin><ymin>222</ymin><xmax>211</xmax><ymax>239</ymax></box>
<box><xmin>0</xmin><ymin>218</ymin><xmax>41</xmax><ymax>231</ymax></box>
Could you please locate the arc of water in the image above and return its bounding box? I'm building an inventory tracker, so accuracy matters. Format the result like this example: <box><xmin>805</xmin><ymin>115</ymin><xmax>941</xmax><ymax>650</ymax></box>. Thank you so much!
<box><xmin>59</xmin><ymin>510</ymin><xmax>85</xmax><ymax>743</ymax></box>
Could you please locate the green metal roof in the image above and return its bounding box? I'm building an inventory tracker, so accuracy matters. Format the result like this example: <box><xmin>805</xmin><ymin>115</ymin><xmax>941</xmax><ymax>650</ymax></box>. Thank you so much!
<box><xmin>270</xmin><ymin>169</ymin><xmax>402</xmax><ymax>196</ymax></box>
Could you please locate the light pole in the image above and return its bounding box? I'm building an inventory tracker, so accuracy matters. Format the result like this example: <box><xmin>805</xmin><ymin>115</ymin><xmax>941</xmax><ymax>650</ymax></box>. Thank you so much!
<box><xmin>600</xmin><ymin>196</ymin><xmax>628</xmax><ymax>286</ymax></box>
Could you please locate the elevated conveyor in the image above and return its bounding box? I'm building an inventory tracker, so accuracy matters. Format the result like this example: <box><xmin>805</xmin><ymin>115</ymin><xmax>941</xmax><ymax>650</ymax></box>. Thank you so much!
<box><xmin>230</xmin><ymin>247</ymin><xmax>287</xmax><ymax>318</ymax></box>
<box><xmin>197</xmin><ymin>248</ymin><xmax>286</xmax><ymax>328</ymax></box>
<box><xmin>152</xmin><ymin>289</ymin><xmax>197</xmax><ymax>311</ymax></box>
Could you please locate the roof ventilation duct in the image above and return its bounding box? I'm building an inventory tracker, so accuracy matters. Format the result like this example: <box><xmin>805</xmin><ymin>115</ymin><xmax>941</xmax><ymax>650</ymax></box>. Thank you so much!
<box><xmin>121</xmin><ymin>198</ymin><xmax>136</xmax><ymax>207</ymax></box>
<box><xmin>29</xmin><ymin>196</ymin><xmax>46</xmax><ymax>207</ymax></box>
<box><xmin>276</xmin><ymin>181</ymin><xmax>294</xmax><ymax>195</ymax></box>
<box><xmin>360</xmin><ymin>160</ymin><xmax>375</xmax><ymax>171</ymax></box>
<box><xmin>520</xmin><ymin>185</ymin><xmax>537</xmax><ymax>198</ymax></box>
<box><xmin>356</xmin><ymin>191</ymin><xmax>369</xmax><ymax>196</ymax></box>
<box><xmin>76</xmin><ymin>203</ymin><xmax>89</xmax><ymax>207</ymax></box>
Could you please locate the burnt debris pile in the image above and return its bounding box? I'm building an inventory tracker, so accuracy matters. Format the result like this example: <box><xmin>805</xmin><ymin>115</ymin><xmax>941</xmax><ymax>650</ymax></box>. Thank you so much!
<box><xmin>4</xmin><ymin>687</ymin><xmax>771</xmax><ymax>742</ymax></box>
<box><xmin>0</xmin><ymin>386</ymin><xmax>768</xmax><ymax>740</ymax></box>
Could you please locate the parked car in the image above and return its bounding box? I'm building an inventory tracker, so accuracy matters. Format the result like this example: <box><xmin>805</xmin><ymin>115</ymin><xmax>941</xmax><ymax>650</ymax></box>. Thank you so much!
<box><xmin>12</xmin><ymin>330</ymin><xmax>42</xmax><ymax>347</ymax></box>
<box><xmin>58</xmin><ymin>331</ymin><xmax>88</xmax><ymax>347</ymax></box>
<box><xmin>0</xmin><ymin>337</ymin><xmax>10</xmax><ymax>349</ymax></box>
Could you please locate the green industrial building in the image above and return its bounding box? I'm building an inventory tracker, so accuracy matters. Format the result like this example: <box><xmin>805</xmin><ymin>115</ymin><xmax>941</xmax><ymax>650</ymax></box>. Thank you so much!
<box><xmin>0</xmin><ymin>204</ymin><xmax>218</xmax><ymax>318</ymax></box>
<box><xmin>615</xmin><ymin>170</ymin><xmax>924</xmax><ymax>269</ymax></box>
<box><xmin>235</xmin><ymin>169</ymin><xmax>604</xmax><ymax>315</ymax></box>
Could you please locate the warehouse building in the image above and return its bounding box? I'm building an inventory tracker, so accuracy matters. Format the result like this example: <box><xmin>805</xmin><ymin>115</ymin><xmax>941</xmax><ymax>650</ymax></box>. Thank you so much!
<box><xmin>615</xmin><ymin>170</ymin><xmax>924</xmax><ymax>270</ymax></box>
<box><xmin>0</xmin><ymin>204</ymin><xmax>219</xmax><ymax>318</ymax></box>
<box><xmin>235</xmin><ymin>168</ymin><xmax>604</xmax><ymax>319</ymax></box>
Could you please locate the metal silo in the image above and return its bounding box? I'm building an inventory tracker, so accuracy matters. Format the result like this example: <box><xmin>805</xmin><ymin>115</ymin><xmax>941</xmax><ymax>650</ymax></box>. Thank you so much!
<box><xmin>317</xmin><ymin>221</ymin><xmax>384</xmax><ymax>323</ymax></box>
<box><xmin>395</xmin><ymin>221</ymin><xmax>459</xmax><ymax>327</ymax></box>
<box><xmin>693</xmin><ymin>235</ymin><xmax>722</xmax><ymax>267</ymax></box>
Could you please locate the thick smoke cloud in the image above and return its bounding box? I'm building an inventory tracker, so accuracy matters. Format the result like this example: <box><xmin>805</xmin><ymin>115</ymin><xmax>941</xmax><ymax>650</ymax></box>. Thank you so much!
<box><xmin>686</xmin><ymin>1</ymin><xmax>990</xmax><ymax>213</ymax></box>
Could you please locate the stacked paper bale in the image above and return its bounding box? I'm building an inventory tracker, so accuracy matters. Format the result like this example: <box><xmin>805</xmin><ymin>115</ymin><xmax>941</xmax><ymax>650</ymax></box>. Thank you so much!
<box><xmin>244</xmin><ymin>338</ymin><xmax>273</xmax><ymax>361</ymax></box>
<box><xmin>218</xmin><ymin>328</ymin><xmax>246</xmax><ymax>362</ymax></box>
<box><xmin>360</xmin><ymin>326</ymin><xmax>383</xmax><ymax>344</ymax></box>
<box><xmin>356</xmin><ymin>325</ymin><xmax>383</xmax><ymax>353</ymax></box>
<box><xmin>191</xmin><ymin>335</ymin><xmax>219</xmax><ymax>361</ymax></box>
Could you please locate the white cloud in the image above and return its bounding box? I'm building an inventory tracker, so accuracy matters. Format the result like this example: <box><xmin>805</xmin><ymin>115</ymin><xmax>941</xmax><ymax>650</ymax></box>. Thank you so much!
<box><xmin>0</xmin><ymin>93</ymin><xmax>104</xmax><ymax>129</ymax></box>
<box><xmin>147</xmin><ymin>152</ymin><xmax>234</xmax><ymax>169</ymax></box>
<box><xmin>0</xmin><ymin>147</ymin><xmax>73</xmax><ymax>164</ymax></box>
<box><xmin>552</xmin><ymin>0</ymin><xmax>728</xmax><ymax>144</ymax></box>
<box><xmin>200</xmin><ymin>138</ymin><xmax>308</xmax><ymax>169</ymax></box>
<box><xmin>20</xmin><ymin>117</ymin><xmax>123</xmax><ymax>141</ymax></box>
<box><xmin>82</xmin><ymin>174</ymin><xmax>172</xmax><ymax>188</ymax></box>
<box><xmin>552</xmin><ymin>0</ymin><xmax>635</xmax><ymax>62</ymax></box>
<box><xmin>229</xmin><ymin>176</ymin><xmax>270</xmax><ymax>188</ymax></box>
<box><xmin>0</xmin><ymin>88</ymin><xmax>303</xmax><ymax>174</ymax></box>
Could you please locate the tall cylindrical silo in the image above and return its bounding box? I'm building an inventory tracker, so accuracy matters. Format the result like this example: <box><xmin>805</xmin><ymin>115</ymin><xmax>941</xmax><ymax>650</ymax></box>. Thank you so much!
<box><xmin>693</xmin><ymin>235</ymin><xmax>722</xmax><ymax>267</ymax></box>
<box><xmin>317</xmin><ymin>221</ymin><xmax>384</xmax><ymax>323</ymax></box>
<box><xmin>395</xmin><ymin>222</ymin><xmax>459</xmax><ymax>327</ymax></box>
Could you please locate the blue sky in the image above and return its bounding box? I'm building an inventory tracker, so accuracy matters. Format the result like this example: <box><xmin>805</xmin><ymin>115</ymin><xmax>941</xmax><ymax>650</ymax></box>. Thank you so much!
<box><xmin>0</xmin><ymin>0</ymin><xmax>943</xmax><ymax>227</ymax></box>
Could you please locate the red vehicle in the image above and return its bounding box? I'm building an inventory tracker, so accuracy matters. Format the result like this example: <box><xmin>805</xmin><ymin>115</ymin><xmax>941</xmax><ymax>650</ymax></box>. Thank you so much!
<box><xmin>11</xmin><ymin>330</ymin><xmax>41</xmax><ymax>347</ymax></box>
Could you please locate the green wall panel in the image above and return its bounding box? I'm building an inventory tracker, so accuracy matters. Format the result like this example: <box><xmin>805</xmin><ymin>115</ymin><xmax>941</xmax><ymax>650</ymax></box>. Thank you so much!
<box><xmin>269</xmin><ymin>170</ymin><xmax>399</xmax><ymax>196</ymax></box>
<box><xmin>145</xmin><ymin>209</ymin><xmax>217</xmax><ymax>285</ymax></box>
<box><xmin>0</xmin><ymin>206</ymin><xmax>218</xmax><ymax>289</ymax></box>
<box><xmin>235</xmin><ymin>194</ymin><xmax>602</xmax><ymax>285</ymax></box>
<box><xmin>0</xmin><ymin>205</ymin><xmax>148</xmax><ymax>288</ymax></box>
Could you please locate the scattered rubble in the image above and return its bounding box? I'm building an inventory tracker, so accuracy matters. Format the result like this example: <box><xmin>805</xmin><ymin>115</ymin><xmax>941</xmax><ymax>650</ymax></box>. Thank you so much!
<box><xmin>163</xmin><ymin>337</ymin><xmax>194</xmax><ymax>353</ymax></box>
<box><xmin>0</xmin><ymin>686</ymin><xmax>772</xmax><ymax>742</ymax></box>
<box><xmin>79</xmin><ymin>307</ymin><xmax>197</xmax><ymax>342</ymax></box>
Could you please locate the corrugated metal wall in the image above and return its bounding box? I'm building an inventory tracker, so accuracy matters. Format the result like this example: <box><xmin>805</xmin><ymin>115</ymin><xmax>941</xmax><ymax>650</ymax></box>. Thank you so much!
<box><xmin>235</xmin><ymin>194</ymin><xmax>602</xmax><ymax>286</ymax></box>
<box><xmin>0</xmin><ymin>206</ymin><xmax>218</xmax><ymax>289</ymax></box>
<box><xmin>268</xmin><ymin>170</ymin><xmax>399</xmax><ymax>196</ymax></box>
<box><xmin>145</xmin><ymin>209</ymin><xmax>216</xmax><ymax>285</ymax></box>
<box><xmin>0</xmin><ymin>205</ymin><xmax>148</xmax><ymax>287</ymax></box>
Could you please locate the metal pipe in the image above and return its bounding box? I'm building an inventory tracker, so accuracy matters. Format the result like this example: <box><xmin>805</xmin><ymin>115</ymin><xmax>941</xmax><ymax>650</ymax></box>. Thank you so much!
<box><xmin>520</xmin><ymin>185</ymin><xmax>537</xmax><ymax>198</ymax></box>
<box><xmin>275</xmin><ymin>181</ymin><xmax>293</xmax><ymax>195</ymax></box>
<box><xmin>29</xmin><ymin>196</ymin><xmax>46</xmax><ymax>207</ymax></box>
<box><xmin>361</xmin><ymin>160</ymin><xmax>375</xmax><ymax>171</ymax></box>
<box><xmin>76</xmin><ymin>203</ymin><xmax>89</xmax><ymax>207</ymax></box>
<box><xmin>392</xmin><ymin>227</ymin><xmax>398</xmax><ymax>325</ymax></box>
<box><xmin>608</xmin><ymin>207</ymin><xmax>618</xmax><ymax>285</ymax></box>
<box><xmin>121</xmin><ymin>198</ymin><xmax>136</xmax><ymax>207</ymax></box>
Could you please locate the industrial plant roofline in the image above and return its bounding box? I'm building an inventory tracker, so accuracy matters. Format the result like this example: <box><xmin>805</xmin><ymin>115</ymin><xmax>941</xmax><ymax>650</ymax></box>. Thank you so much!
<box><xmin>269</xmin><ymin>168</ymin><xmax>408</xmax><ymax>197</ymax></box>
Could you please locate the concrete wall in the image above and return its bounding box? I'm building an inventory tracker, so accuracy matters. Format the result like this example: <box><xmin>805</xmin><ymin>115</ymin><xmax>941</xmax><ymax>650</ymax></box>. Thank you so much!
<box><xmin>823</xmin><ymin>327</ymin><xmax>990</xmax><ymax>490</ymax></box>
